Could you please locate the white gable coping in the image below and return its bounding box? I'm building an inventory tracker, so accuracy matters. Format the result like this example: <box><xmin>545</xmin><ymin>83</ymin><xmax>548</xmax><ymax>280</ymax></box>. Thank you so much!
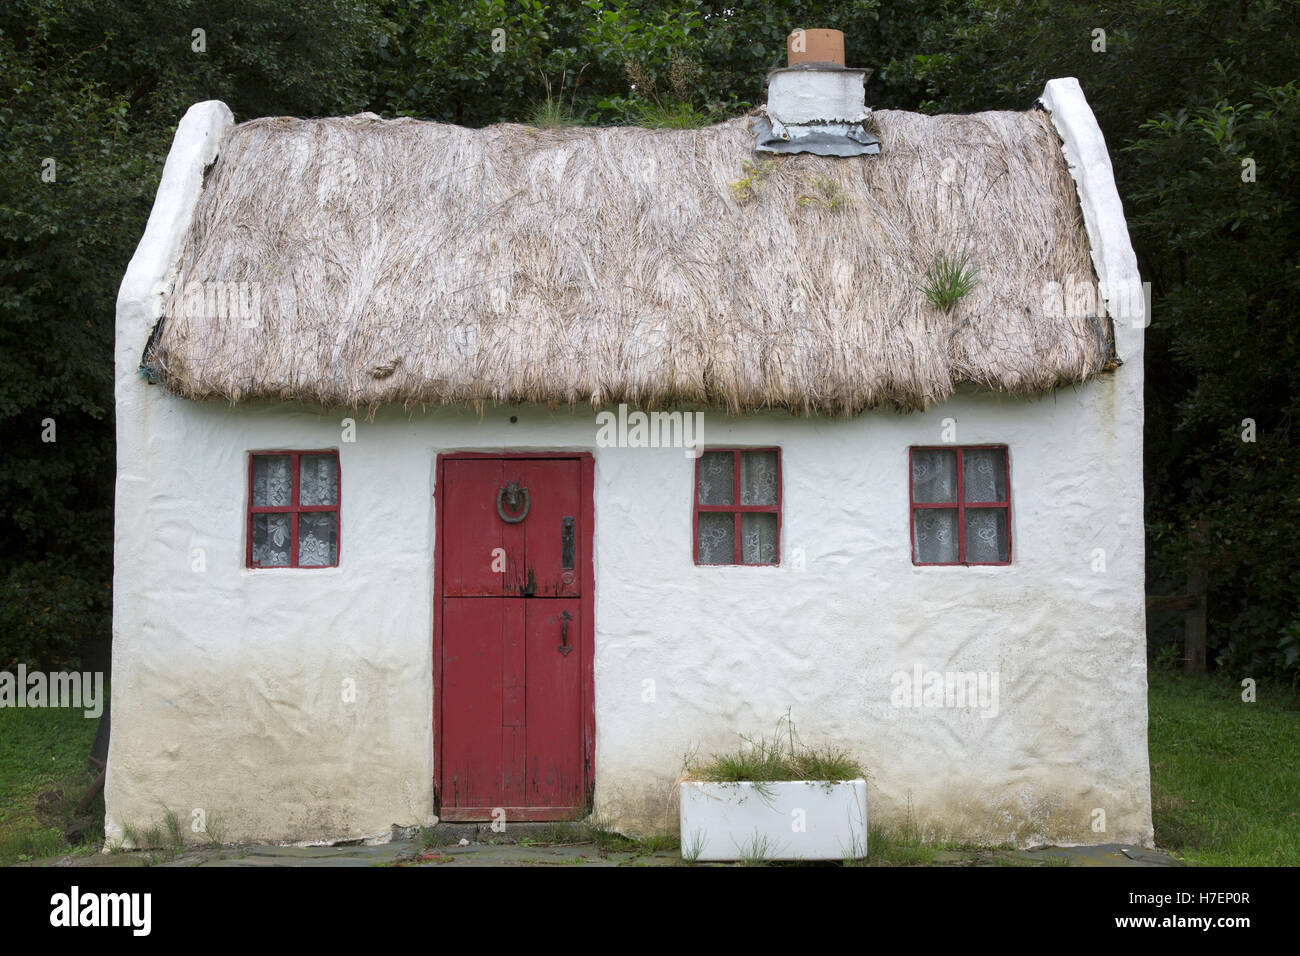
<box><xmin>1038</xmin><ymin>77</ymin><xmax>1145</xmax><ymax>359</ymax></box>
<box><xmin>115</xmin><ymin>100</ymin><xmax>233</xmax><ymax>383</ymax></box>
<box><xmin>1040</xmin><ymin>77</ymin><xmax>1152</xmax><ymax>850</ymax></box>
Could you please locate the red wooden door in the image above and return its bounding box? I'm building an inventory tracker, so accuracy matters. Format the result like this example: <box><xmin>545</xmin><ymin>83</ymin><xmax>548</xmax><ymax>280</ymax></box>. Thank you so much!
<box><xmin>436</xmin><ymin>455</ymin><xmax>592</xmax><ymax>821</ymax></box>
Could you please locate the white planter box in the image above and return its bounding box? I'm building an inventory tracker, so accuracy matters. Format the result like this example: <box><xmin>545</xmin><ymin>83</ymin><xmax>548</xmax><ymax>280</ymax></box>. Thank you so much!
<box><xmin>679</xmin><ymin>779</ymin><xmax>868</xmax><ymax>861</ymax></box>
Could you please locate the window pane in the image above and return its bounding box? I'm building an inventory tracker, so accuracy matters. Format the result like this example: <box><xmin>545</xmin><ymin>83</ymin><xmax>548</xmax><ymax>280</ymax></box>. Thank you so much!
<box><xmin>696</xmin><ymin>452</ymin><xmax>734</xmax><ymax>505</ymax></box>
<box><xmin>963</xmin><ymin>448</ymin><xmax>1006</xmax><ymax>502</ymax></box>
<box><xmin>739</xmin><ymin>451</ymin><xmax>779</xmax><ymax>505</ymax></box>
<box><xmin>252</xmin><ymin>455</ymin><xmax>292</xmax><ymax>507</ymax></box>
<box><xmin>912</xmin><ymin>449</ymin><xmax>957</xmax><ymax>503</ymax></box>
<box><xmin>298</xmin><ymin>512</ymin><xmax>339</xmax><ymax>566</ymax></box>
<box><xmin>697</xmin><ymin>512</ymin><xmax>735</xmax><ymax>564</ymax></box>
<box><xmin>740</xmin><ymin>512</ymin><xmax>778</xmax><ymax>564</ymax></box>
<box><xmin>299</xmin><ymin>454</ymin><xmax>339</xmax><ymax>506</ymax></box>
<box><xmin>913</xmin><ymin>508</ymin><xmax>958</xmax><ymax>563</ymax></box>
<box><xmin>965</xmin><ymin>509</ymin><xmax>1008</xmax><ymax>563</ymax></box>
<box><xmin>251</xmin><ymin>513</ymin><xmax>292</xmax><ymax>566</ymax></box>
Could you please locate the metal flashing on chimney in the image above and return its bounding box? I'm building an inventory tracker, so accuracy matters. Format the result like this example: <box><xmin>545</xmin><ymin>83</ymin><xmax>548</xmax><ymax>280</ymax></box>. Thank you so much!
<box><xmin>753</xmin><ymin>114</ymin><xmax>880</xmax><ymax>157</ymax></box>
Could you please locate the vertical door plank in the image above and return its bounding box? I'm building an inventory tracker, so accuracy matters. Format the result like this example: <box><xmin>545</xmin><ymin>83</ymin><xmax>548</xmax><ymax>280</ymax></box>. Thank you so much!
<box><xmin>524</xmin><ymin>597</ymin><xmax>584</xmax><ymax>809</ymax></box>
<box><xmin>501</xmin><ymin>598</ymin><xmax>527</xmax><ymax>807</ymax></box>
<box><xmin>442</xmin><ymin>459</ymin><xmax>505</xmax><ymax>596</ymax></box>
<box><xmin>500</xmin><ymin>459</ymin><xmax>531</xmax><ymax>595</ymax></box>
<box><xmin>519</xmin><ymin>458</ymin><xmax>582</xmax><ymax>597</ymax></box>
<box><xmin>441</xmin><ymin>598</ymin><xmax>503</xmax><ymax>810</ymax></box>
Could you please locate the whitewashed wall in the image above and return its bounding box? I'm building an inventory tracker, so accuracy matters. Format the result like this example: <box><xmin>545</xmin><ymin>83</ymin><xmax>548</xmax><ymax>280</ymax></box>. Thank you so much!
<box><xmin>108</xmin><ymin>85</ymin><xmax>1152</xmax><ymax>848</ymax></box>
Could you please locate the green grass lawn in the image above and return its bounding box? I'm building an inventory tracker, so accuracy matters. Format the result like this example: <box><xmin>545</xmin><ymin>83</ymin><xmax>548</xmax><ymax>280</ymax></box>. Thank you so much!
<box><xmin>0</xmin><ymin>700</ymin><xmax>104</xmax><ymax>865</ymax></box>
<box><xmin>1148</xmin><ymin>669</ymin><xmax>1300</xmax><ymax>866</ymax></box>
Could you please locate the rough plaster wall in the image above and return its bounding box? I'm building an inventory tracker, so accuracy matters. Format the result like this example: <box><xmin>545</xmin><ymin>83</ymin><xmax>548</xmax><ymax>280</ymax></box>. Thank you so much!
<box><xmin>105</xmin><ymin>390</ymin><xmax>1149</xmax><ymax>847</ymax></box>
<box><xmin>108</xmin><ymin>401</ymin><xmax>441</xmax><ymax>843</ymax></box>
<box><xmin>591</xmin><ymin>384</ymin><xmax>1149</xmax><ymax>846</ymax></box>
<box><xmin>109</xmin><ymin>83</ymin><xmax>1151</xmax><ymax>848</ymax></box>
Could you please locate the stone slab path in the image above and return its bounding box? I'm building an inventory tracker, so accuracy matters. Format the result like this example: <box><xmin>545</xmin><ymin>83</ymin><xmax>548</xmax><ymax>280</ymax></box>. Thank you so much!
<box><xmin>24</xmin><ymin>839</ymin><xmax>1179</xmax><ymax>868</ymax></box>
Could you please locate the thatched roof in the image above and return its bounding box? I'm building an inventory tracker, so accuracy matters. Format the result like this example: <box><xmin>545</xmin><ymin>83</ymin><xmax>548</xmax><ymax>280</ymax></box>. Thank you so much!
<box><xmin>149</xmin><ymin>108</ymin><xmax>1111</xmax><ymax>414</ymax></box>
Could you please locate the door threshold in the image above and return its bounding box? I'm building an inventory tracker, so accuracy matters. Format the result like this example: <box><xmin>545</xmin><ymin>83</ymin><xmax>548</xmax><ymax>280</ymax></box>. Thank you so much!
<box><xmin>438</xmin><ymin>806</ymin><xmax>587</xmax><ymax>822</ymax></box>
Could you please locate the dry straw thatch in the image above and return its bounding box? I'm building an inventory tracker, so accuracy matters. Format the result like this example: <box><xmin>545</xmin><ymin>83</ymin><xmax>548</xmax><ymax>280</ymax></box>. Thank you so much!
<box><xmin>152</xmin><ymin>108</ymin><xmax>1111</xmax><ymax>415</ymax></box>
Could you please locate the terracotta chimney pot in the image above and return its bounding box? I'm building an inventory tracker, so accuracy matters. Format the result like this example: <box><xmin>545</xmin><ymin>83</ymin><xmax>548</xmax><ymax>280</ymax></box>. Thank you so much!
<box><xmin>788</xmin><ymin>28</ymin><xmax>845</xmax><ymax>67</ymax></box>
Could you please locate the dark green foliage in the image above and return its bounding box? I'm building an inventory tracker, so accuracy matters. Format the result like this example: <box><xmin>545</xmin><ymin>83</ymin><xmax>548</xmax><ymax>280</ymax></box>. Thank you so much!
<box><xmin>1127</xmin><ymin>80</ymin><xmax>1300</xmax><ymax>680</ymax></box>
<box><xmin>0</xmin><ymin>0</ymin><xmax>385</xmax><ymax>667</ymax></box>
<box><xmin>373</xmin><ymin>0</ymin><xmax>882</xmax><ymax>125</ymax></box>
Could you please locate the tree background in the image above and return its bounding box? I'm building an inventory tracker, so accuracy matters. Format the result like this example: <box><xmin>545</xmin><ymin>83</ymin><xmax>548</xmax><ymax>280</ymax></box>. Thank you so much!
<box><xmin>2</xmin><ymin>0</ymin><xmax>1296</xmax><ymax>678</ymax></box>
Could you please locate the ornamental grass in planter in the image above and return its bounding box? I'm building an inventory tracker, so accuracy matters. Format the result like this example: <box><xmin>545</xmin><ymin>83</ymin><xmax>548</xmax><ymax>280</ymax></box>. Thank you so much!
<box><xmin>679</xmin><ymin>716</ymin><xmax>868</xmax><ymax>862</ymax></box>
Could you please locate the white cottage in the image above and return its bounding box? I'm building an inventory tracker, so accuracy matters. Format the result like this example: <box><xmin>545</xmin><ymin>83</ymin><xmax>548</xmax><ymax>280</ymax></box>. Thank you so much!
<box><xmin>110</xmin><ymin>37</ymin><xmax>1152</xmax><ymax>848</ymax></box>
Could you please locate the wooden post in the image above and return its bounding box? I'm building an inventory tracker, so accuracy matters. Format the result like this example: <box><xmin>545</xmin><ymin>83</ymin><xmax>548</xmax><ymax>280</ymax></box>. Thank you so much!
<box><xmin>1183</xmin><ymin>524</ymin><xmax>1208</xmax><ymax>673</ymax></box>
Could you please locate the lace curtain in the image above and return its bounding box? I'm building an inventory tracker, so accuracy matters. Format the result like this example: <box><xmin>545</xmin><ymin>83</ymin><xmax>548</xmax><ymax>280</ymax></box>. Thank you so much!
<box><xmin>741</xmin><ymin>513</ymin><xmax>778</xmax><ymax>564</ymax></box>
<box><xmin>740</xmin><ymin>451</ymin><xmax>778</xmax><ymax>505</ymax></box>
<box><xmin>697</xmin><ymin>512</ymin><xmax>734</xmax><ymax>563</ymax></box>
<box><xmin>298</xmin><ymin>512</ymin><xmax>338</xmax><ymax>566</ymax></box>
<box><xmin>965</xmin><ymin>509</ymin><xmax>1007</xmax><ymax>563</ymax></box>
<box><xmin>300</xmin><ymin>454</ymin><xmax>339</xmax><ymax>506</ymax></box>
<box><xmin>251</xmin><ymin>513</ymin><xmax>291</xmax><ymax>567</ymax></box>
<box><xmin>252</xmin><ymin>455</ymin><xmax>292</xmax><ymax>507</ymax></box>
<box><xmin>250</xmin><ymin>454</ymin><xmax>339</xmax><ymax>567</ymax></box>
<box><xmin>913</xmin><ymin>509</ymin><xmax>958</xmax><ymax>563</ymax></box>
<box><xmin>911</xmin><ymin>447</ymin><xmax>1008</xmax><ymax>563</ymax></box>
<box><xmin>963</xmin><ymin>448</ymin><xmax>1005</xmax><ymax>502</ymax></box>
<box><xmin>252</xmin><ymin>455</ymin><xmax>338</xmax><ymax>507</ymax></box>
<box><xmin>912</xmin><ymin>449</ymin><xmax>957</xmax><ymax>502</ymax></box>
<box><xmin>696</xmin><ymin>450</ymin><xmax>779</xmax><ymax>564</ymax></box>
<box><xmin>697</xmin><ymin>452</ymin><xmax>734</xmax><ymax>505</ymax></box>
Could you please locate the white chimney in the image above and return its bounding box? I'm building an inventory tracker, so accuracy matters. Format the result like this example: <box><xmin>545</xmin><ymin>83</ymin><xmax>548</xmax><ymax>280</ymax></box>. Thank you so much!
<box><xmin>755</xmin><ymin>29</ymin><xmax>879</xmax><ymax>157</ymax></box>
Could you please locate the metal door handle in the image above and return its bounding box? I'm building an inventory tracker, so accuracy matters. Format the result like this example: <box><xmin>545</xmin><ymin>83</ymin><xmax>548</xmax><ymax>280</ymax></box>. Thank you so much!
<box><xmin>558</xmin><ymin>610</ymin><xmax>573</xmax><ymax>656</ymax></box>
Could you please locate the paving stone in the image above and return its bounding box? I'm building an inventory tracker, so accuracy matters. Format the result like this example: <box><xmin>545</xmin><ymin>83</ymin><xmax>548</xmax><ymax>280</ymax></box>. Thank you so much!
<box><xmin>1010</xmin><ymin>844</ymin><xmax>1181</xmax><ymax>867</ymax></box>
<box><xmin>930</xmin><ymin>850</ymin><xmax>977</xmax><ymax>864</ymax></box>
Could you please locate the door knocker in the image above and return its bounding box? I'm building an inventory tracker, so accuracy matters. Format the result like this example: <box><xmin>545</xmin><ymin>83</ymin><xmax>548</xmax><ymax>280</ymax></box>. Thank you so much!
<box><xmin>496</xmin><ymin>481</ymin><xmax>530</xmax><ymax>523</ymax></box>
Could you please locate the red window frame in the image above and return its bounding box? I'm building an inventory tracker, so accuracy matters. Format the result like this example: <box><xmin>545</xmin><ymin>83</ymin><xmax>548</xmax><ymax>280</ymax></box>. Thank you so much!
<box><xmin>909</xmin><ymin>445</ymin><xmax>1011</xmax><ymax>566</ymax></box>
<box><xmin>246</xmin><ymin>450</ymin><xmax>341</xmax><ymax>569</ymax></box>
<box><xmin>692</xmin><ymin>447</ymin><xmax>782</xmax><ymax>566</ymax></box>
